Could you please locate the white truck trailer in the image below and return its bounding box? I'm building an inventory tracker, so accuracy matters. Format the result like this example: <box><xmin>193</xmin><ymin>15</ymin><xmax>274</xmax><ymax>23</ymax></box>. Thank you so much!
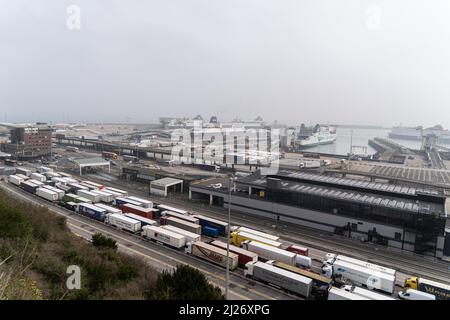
<box><xmin>30</xmin><ymin>172</ymin><xmax>46</xmax><ymax>182</ymax></box>
<box><xmin>90</xmin><ymin>190</ymin><xmax>114</xmax><ymax>203</ymax></box>
<box><xmin>186</xmin><ymin>241</ymin><xmax>238</xmax><ymax>270</ymax></box>
<box><xmin>106</xmin><ymin>213</ymin><xmax>141</xmax><ymax>233</ymax></box>
<box><xmin>124</xmin><ymin>213</ymin><xmax>157</xmax><ymax>227</ymax></box>
<box><xmin>9</xmin><ymin>175</ymin><xmax>24</xmax><ymax>186</ymax></box>
<box><xmin>236</xmin><ymin>226</ymin><xmax>280</xmax><ymax>241</ymax></box>
<box><xmin>77</xmin><ymin>190</ymin><xmax>101</xmax><ymax>203</ymax></box>
<box><xmin>163</xmin><ymin>216</ymin><xmax>202</xmax><ymax>235</ymax></box>
<box><xmin>42</xmin><ymin>185</ymin><xmax>65</xmax><ymax>200</ymax></box>
<box><xmin>343</xmin><ymin>285</ymin><xmax>396</xmax><ymax>300</ymax></box>
<box><xmin>36</xmin><ymin>188</ymin><xmax>59</xmax><ymax>202</ymax></box>
<box><xmin>322</xmin><ymin>259</ymin><xmax>395</xmax><ymax>294</ymax></box>
<box><xmin>162</xmin><ymin>225</ymin><xmax>201</xmax><ymax>244</ymax></box>
<box><xmin>325</xmin><ymin>253</ymin><xmax>396</xmax><ymax>277</ymax></box>
<box><xmin>141</xmin><ymin>225</ymin><xmax>186</xmax><ymax>249</ymax></box>
<box><xmin>242</xmin><ymin>241</ymin><xmax>296</xmax><ymax>266</ymax></box>
<box><xmin>126</xmin><ymin>196</ymin><xmax>153</xmax><ymax>208</ymax></box>
<box><xmin>244</xmin><ymin>261</ymin><xmax>313</xmax><ymax>298</ymax></box>
<box><xmin>328</xmin><ymin>287</ymin><xmax>369</xmax><ymax>300</ymax></box>
<box><xmin>104</xmin><ymin>187</ymin><xmax>128</xmax><ymax>197</ymax></box>
<box><xmin>94</xmin><ymin>203</ymin><xmax>122</xmax><ymax>214</ymax></box>
<box><xmin>162</xmin><ymin>211</ymin><xmax>199</xmax><ymax>224</ymax></box>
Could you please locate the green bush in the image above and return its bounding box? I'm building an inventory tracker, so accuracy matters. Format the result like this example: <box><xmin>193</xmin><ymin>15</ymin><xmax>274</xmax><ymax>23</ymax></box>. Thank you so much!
<box><xmin>148</xmin><ymin>265</ymin><xmax>225</xmax><ymax>300</ymax></box>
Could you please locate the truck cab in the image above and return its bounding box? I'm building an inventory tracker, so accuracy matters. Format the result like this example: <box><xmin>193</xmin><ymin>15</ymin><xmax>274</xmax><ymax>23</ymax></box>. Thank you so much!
<box><xmin>404</xmin><ymin>276</ymin><xmax>419</xmax><ymax>290</ymax></box>
<box><xmin>398</xmin><ymin>289</ymin><xmax>435</xmax><ymax>300</ymax></box>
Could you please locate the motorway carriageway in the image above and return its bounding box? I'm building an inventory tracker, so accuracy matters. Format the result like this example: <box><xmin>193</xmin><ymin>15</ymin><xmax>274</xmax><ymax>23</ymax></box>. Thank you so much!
<box><xmin>79</xmin><ymin>173</ymin><xmax>450</xmax><ymax>287</ymax></box>
<box><xmin>0</xmin><ymin>181</ymin><xmax>296</xmax><ymax>301</ymax></box>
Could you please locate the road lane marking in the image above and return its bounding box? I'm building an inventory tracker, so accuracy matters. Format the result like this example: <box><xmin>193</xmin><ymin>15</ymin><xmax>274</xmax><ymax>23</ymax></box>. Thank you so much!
<box><xmin>2</xmin><ymin>184</ymin><xmax>274</xmax><ymax>300</ymax></box>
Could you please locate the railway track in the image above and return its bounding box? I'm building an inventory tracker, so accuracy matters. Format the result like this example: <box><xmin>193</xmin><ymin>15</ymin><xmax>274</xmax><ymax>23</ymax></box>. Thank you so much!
<box><xmin>0</xmin><ymin>181</ymin><xmax>299</xmax><ymax>301</ymax></box>
<box><xmin>44</xmin><ymin>170</ymin><xmax>450</xmax><ymax>285</ymax></box>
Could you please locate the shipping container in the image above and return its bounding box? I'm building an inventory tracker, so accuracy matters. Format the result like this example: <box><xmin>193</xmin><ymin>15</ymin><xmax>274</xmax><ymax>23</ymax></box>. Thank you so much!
<box><xmin>210</xmin><ymin>240</ymin><xmax>258</xmax><ymax>267</ymax></box>
<box><xmin>202</xmin><ymin>226</ymin><xmax>219</xmax><ymax>237</ymax></box>
<box><xmin>244</xmin><ymin>261</ymin><xmax>312</xmax><ymax>298</ymax></box>
<box><xmin>231</xmin><ymin>231</ymin><xmax>283</xmax><ymax>248</ymax></box>
<box><xmin>126</xmin><ymin>196</ymin><xmax>153</xmax><ymax>208</ymax></box>
<box><xmin>106</xmin><ymin>213</ymin><xmax>141</xmax><ymax>233</ymax></box>
<box><xmin>328</xmin><ymin>287</ymin><xmax>369</xmax><ymax>300</ymax></box>
<box><xmin>77</xmin><ymin>203</ymin><xmax>107</xmax><ymax>222</ymax></box>
<box><xmin>286</xmin><ymin>244</ymin><xmax>309</xmax><ymax>257</ymax></box>
<box><xmin>77</xmin><ymin>190</ymin><xmax>101</xmax><ymax>203</ymax></box>
<box><xmin>186</xmin><ymin>241</ymin><xmax>238</xmax><ymax>270</ymax></box>
<box><xmin>104</xmin><ymin>187</ymin><xmax>128</xmax><ymax>197</ymax></box>
<box><xmin>141</xmin><ymin>225</ymin><xmax>186</xmax><ymax>249</ymax></box>
<box><xmin>121</xmin><ymin>203</ymin><xmax>155</xmax><ymax>219</ymax></box>
<box><xmin>124</xmin><ymin>213</ymin><xmax>157</xmax><ymax>227</ymax></box>
<box><xmin>30</xmin><ymin>172</ymin><xmax>46</xmax><ymax>182</ymax></box>
<box><xmin>236</xmin><ymin>226</ymin><xmax>280</xmax><ymax>241</ymax></box>
<box><xmin>62</xmin><ymin>193</ymin><xmax>92</xmax><ymax>204</ymax></box>
<box><xmin>242</xmin><ymin>241</ymin><xmax>295</xmax><ymax>265</ymax></box>
<box><xmin>94</xmin><ymin>203</ymin><xmax>122</xmax><ymax>214</ymax></box>
<box><xmin>193</xmin><ymin>214</ymin><xmax>228</xmax><ymax>236</ymax></box>
<box><xmin>89</xmin><ymin>190</ymin><xmax>113</xmax><ymax>203</ymax></box>
<box><xmin>36</xmin><ymin>188</ymin><xmax>59</xmax><ymax>201</ymax></box>
<box><xmin>161</xmin><ymin>210</ymin><xmax>199</xmax><ymax>224</ymax></box>
<box><xmin>9</xmin><ymin>175</ymin><xmax>24</xmax><ymax>186</ymax></box>
<box><xmin>162</xmin><ymin>225</ymin><xmax>201</xmax><ymax>243</ymax></box>
<box><xmin>163</xmin><ymin>216</ymin><xmax>202</xmax><ymax>235</ymax></box>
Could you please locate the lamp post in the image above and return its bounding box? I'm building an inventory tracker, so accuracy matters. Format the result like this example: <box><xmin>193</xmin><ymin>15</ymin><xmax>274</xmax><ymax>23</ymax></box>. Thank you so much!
<box><xmin>225</xmin><ymin>175</ymin><xmax>234</xmax><ymax>300</ymax></box>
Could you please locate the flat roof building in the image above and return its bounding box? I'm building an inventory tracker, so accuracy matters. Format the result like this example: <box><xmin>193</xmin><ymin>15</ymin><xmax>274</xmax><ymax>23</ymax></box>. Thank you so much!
<box><xmin>2</xmin><ymin>126</ymin><xmax>52</xmax><ymax>158</ymax></box>
<box><xmin>189</xmin><ymin>170</ymin><xmax>448</xmax><ymax>258</ymax></box>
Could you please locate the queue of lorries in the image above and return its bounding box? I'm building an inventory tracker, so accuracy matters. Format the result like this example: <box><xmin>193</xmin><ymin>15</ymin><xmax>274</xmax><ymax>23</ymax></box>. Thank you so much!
<box><xmin>6</xmin><ymin>166</ymin><xmax>450</xmax><ymax>301</ymax></box>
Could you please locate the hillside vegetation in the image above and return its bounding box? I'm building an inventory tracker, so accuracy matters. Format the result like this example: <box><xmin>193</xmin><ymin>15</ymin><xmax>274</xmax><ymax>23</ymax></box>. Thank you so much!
<box><xmin>0</xmin><ymin>189</ymin><xmax>224</xmax><ymax>300</ymax></box>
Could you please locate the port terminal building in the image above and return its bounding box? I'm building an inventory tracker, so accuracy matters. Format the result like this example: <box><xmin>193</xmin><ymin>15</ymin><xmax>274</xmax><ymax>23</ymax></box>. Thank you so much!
<box><xmin>189</xmin><ymin>170</ymin><xmax>449</xmax><ymax>259</ymax></box>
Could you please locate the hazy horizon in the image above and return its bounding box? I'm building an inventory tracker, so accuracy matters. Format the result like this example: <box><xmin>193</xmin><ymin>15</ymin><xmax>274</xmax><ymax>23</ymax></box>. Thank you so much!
<box><xmin>2</xmin><ymin>1</ymin><xmax>450</xmax><ymax>128</ymax></box>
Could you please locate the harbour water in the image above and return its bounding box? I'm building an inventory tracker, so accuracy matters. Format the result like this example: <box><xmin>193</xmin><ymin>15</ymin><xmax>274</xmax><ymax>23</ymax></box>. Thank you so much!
<box><xmin>299</xmin><ymin>126</ymin><xmax>444</xmax><ymax>156</ymax></box>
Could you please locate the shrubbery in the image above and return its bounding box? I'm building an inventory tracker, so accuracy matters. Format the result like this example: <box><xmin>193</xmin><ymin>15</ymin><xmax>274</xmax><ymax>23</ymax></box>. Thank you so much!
<box><xmin>0</xmin><ymin>189</ymin><xmax>224</xmax><ymax>300</ymax></box>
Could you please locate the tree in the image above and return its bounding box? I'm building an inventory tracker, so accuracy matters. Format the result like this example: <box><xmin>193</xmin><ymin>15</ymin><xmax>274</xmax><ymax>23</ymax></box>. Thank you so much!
<box><xmin>91</xmin><ymin>233</ymin><xmax>117</xmax><ymax>250</ymax></box>
<box><xmin>148</xmin><ymin>265</ymin><xmax>224</xmax><ymax>300</ymax></box>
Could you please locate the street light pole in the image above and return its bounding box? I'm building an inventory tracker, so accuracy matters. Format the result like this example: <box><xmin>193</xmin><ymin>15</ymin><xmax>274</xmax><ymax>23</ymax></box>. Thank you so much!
<box><xmin>225</xmin><ymin>175</ymin><xmax>233</xmax><ymax>300</ymax></box>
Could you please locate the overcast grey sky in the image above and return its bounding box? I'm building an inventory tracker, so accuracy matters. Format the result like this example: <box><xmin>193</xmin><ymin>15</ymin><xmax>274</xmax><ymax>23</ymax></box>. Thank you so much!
<box><xmin>1</xmin><ymin>1</ymin><xmax>450</xmax><ymax>127</ymax></box>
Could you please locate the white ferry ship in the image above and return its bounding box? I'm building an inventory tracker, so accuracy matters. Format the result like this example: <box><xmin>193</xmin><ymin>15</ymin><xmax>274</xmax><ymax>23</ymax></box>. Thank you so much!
<box><xmin>389</xmin><ymin>125</ymin><xmax>450</xmax><ymax>143</ymax></box>
<box><xmin>296</xmin><ymin>124</ymin><xmax>337</xmax><ymax>148</ymax></box>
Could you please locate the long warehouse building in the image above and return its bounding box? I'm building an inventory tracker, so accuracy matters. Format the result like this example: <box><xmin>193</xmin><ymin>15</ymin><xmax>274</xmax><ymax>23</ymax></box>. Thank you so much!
<box><xmin>189</xmin><ymin>170</ymin><xmax>449</xmax><ymax>258</ymax></box>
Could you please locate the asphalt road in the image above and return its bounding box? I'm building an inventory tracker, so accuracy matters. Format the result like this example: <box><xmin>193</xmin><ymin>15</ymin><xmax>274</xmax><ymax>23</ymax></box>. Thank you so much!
<box><xmin>0</xmin><ymin>181</ymin><xmax>297</xmax><ymax>301</ymax></box>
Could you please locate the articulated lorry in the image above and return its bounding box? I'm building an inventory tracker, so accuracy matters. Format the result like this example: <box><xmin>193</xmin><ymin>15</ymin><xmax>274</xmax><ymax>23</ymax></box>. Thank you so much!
<box><xmin>322</xmin><ymin>259</ymin><xmax>395</xmax><ymax>294</ymax></box>
<box><xmin>244</xmin><ymin>261</ymin><xmax>313</xmax><ymax>298</ymax></box>
<box><xmin>403</xmin><ymin>277</ymin><xmax>450</xmax><ymax>300</ymax></box>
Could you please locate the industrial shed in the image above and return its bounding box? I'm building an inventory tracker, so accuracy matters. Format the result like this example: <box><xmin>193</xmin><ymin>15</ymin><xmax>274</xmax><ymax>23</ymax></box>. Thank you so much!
<box><xmin>150</xmin><ymin>177</ymin><xmax>183</xmax><ymax>197</ymax></box>
<box><xmin>73</xmin><ymin>157</ymin><xmax>110</xmax><ymax>175</ymax></box>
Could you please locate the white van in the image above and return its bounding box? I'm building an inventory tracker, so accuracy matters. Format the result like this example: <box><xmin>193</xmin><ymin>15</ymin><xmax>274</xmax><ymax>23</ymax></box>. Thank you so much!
<box><xmin>398</xmin><ymin>289</ymin><xmax>436</xmax><ymax>300</ymax></box>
